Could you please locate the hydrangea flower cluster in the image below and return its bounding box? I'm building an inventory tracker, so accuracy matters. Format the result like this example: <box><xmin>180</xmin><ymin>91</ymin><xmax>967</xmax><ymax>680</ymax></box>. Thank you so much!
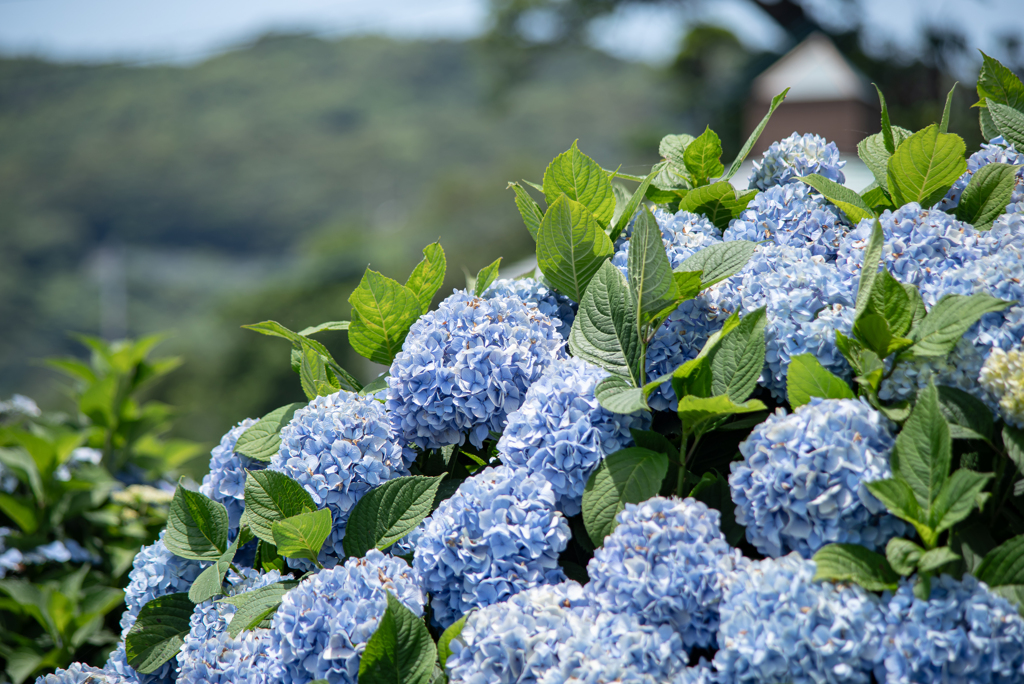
<box><xmin>748</xmin><ymin>132</ymin><xmax>846</xmax><ymax>190</ymax></box>
<box><xmin>413</xmin><ymin>465</ymin><xmax>570</xmax><ymax>628</ymax></box>
<box><xmin>267</xmin><ymin>550</ymin><xmax>424</xmax><ymax>684</ymax></box>
<box><xmin>481</xmin><ymin>276</ymin><xmax>577</xmax><ymax>341</ymax></box>
<box><xmin>387</xmin><ymin>291</ymin><xmax>566</xmax><ymax>449</ymax></box>
<box><xmin>175</xmin><ymin>568</ymin><xmax>286</xmax><ymax>684</ymax></box>
<box><xmin>199</xmin><ymin>418</ymin><xmax>259</xmax><ymax>530</ymax></box>
<box><xmin>714</xmin><ymin>553</ymin><xmax>886</xmax><ymax>684</ymax></box>
<box><xmin>980</xmin><ymin>347</ymin><xmax>1024</xmax><ymax>428</ymax></box>
<box><xmin>878</xmin><ymin>574</ymin><xmax>1024</xmax><ymax>684</ymax></box>
<box><xmin>934</xmin><ymin>136</ymin><xmax>1024</xmax><ymax>213</ymax></box>
<box><xmin>35</xmin><ymin>663</ymin><xmax>122</xmax><ymax>684</ymax></box>
<box><xmin>270</xmin><ymin>390</ymin><xmax>411</xmax><ymax>567</ymax></box>
<box><xmin>724</xmin><ymin>183</ymin><xmax>846</xmax><ymax>258</ymax></box>
<box><xmin>585</xmin><ymin>497</ymin><xmax>740</xmax><ymax>650</ymax></box>
<box><xmin>119</xmin><ymin>532</ymin><xmax>206</xmax><ymax>634</ymax></box>
<box><xmin>730</xmin><ymin>398</ymin><xmax>906</xmax><ymax>558</ymax></box>
<box><xmin>497</xmin><ymin>356</ymin><xmax>649</xmax><ymax>515</ymax></box>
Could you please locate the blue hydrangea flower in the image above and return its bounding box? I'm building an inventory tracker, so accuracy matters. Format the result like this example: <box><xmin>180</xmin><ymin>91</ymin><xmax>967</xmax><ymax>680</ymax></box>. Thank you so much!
<box><xmin>387</xmin><ymin>291</ymin><xmax>566</xmax><ymax>450</ymax></box>
<box><xmin>481</xmin><ymin>277</ymin><xmax>577</xmax><ymax>341</ymax></box>
<box><xmin>200</xmin><ymin>418</ymin><xmax>260</xmax><ymax>529</ymax></box>
<box><xmin>584</xmin><ymin>497</ymin><xmax>741</xmax><ymax>650</ymax></box>
<box><xmin>714</xmin><ymin>553</ymin><xmax>886</xmax><ymax>684</ymax></box>
<box><xmin>497</xmin><ymin>357</ymin><xmax>650</xmax><ymax>515</ymax></box>
<box><xmin>445</xmin><ymin>581</ymin><xmax>588</xmax><ymax>684</ymax></box>
<box><xmin>176</xmin><ymin>568</ymin><xmax>287</xmax><ymax>684</ymax></box>
<box><xmin>34</xmin><ymin>663</ymin><xmax>125</xmax><ymax>684</ymax></box>
<box><xmin>834</xmin><ymin>204</ymin><xmax>1024</xmax><ymax>296</ymax></box>
<box><xmin>414</xmin><ymin>465</ymin><xmax>570</xmax><ymax>628</ymax></box>
<box><xmin>270</xmin><ymin>390</ymin><xmax>411</xmax><ymax>568</ymax></box>
<box><xmin>21</xmin><ymin>539</ymin><xmax>100</xmax><ymax>565</ymax></box>
<box><xmin>724</xmin><ymin>183</ymin><xmax>846</xmax><ymax>258</ymax></box>
<box><xmin>934</xmin><ymin>136</ymin><xmax>1024</xmax><ymax>214</ymax></box>
<box><xmin>749</xmin><ymin>132</ymin><xmax>846</xmax><ymax>190</ymax></box>
<box><xmin>878</xmin><ymin>574</ymin><xmax>1024</xmax><ymax>684</ymax></box>
<box><xmin>119</xmin><ymin>532</ymin><xmax>206</xmax><ymax>635</ymax></box>
<box><xmin>267</xmin><ymin>550</ymin><xmax>424</xmax><ymax>684</ymax></box>
<box><xmin>730</xmin><ymin>398</ymin><xmax>907</xmax><ymax>558</ymax></box>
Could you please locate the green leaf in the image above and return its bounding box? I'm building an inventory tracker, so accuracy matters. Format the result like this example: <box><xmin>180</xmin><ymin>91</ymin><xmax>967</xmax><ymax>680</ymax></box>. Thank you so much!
<box><xmin>980</xmin><ymin>106</ymin><xmax>1001</xmax><ymax>142</ymax></box>
<box><xmin>165</xmin><ymin>482</ymin><xmax>229</xmax><ymax>561</ymax></box>
<box><xmin>853</xmin><ymin>312</ymin><xmax>893</xmax><ymax>360</ymax></box>
<box><xmin>678</xmin><ymin>182</ymin><xmax>741</xmax><ymax>230</ymax></box>
<box><xmin>894</xmin><ymin>382</ymin><xmax>951</xmax><ymax>510</ymax></box>
<box><xmin>688</xmin><ymin>470</ymin><xmax>745</xmax><ymax>546</ymax></box>
<box><xmin>542</xmin><ymin>141</ymin><xmax>615</xmax><ymax>226</ymax></box>
<box><xmin>405</xmin><ymin>242</ymin><xmax>447</xmax><ymax>314</ymax></box>
<box><xmin>659</xmin><ymin>133</ymin><xmax>696</xmax><ymax>167</ymax></box>
<box><xmin>243</xmin><ymin>321</ymin><xmax>361</xmax><ymax>392</ymax></box>
<box><xmin>797</xmin><ymin>174</ymin><xmax>875</xmax><ymax>224</ymax></box>
<box><xmin>812</xmin><ymin>543</ymin><xmax>899</xmax><ymax>591</ymax></box>
<box><xmin>903</xmin><ymin>283</ymin><xmax>927</xmax><ymax>328</ymax></box>
<box><xmin>297</xmin><ymin>320</ymin><xmax>350</xmax><ymax>336</ymax></box>
<box><xmin>349</xmin><ymin>269</ymin><xmax>423</xmax><ymax>366</ymax></box>
<box><xmin>188</xmin><ymin>535</ymin><xmax>240</xmax><ymax>604</ymax></box>
<box><xmin>858</xmin><ymin>127</ymin><xmax>914</xmax><ymax>191</ymax></box>
<box><xmin>0</xmin><ymin>493</ymin><xmax>38</xmax><ymax>534</ymax></box>
<box><xmin>242</xmin><ymin>470</ymin><xmax>317</xmax><ymax>545</ymax></box>
<box><xmin>568</xmin><ymin>260</ymin><xmax>643</xmax><ymax>384</ymax></box>
<box><xmin>977</xmin><ymin>52</ymin><xmax>1024</xmax><ymax>112</ymax></box>
<box><xmin>930</xmin><ymin>469</ymin><xmax>993</xmax><ymax>533</ymax></box>
<box><xmin>939</xmin><ymin>82</ymin><xmax>957</xmax><ymax>134</ymax></box>
<box><xmin>508</xmin><ymin>182</ymin><xmax>544</xmax><ymax>240</ymax></box>
<box><xmin>675</xmin><ymin>241</ymin><xmax>757</xmax><ymax>290</ymax></box>
<box><xmin>954</xmin><ymin>162</ymin><xmax>1021</xmax><ymax>229</ymax></box>
<box><xmin>677</xmin><ymin>395</ymin><xmax>766</xmax><ymax>438</ymax></box>
<box><xmin>125</xmin><ymin>593</ymin><xmax>194</xmax><ymax>674</ymax></box>
<box><xmin>360</xmin><ymin>374</ymin><xmax>390</xmax><ymax>398</ymax></box>
<box><xmin>786</xmin><ymin>353</ymin><xmax>855</xmax><ymax>408</ymax></box>
<box><xmin>537</xmin><ymin>195</ymin><xmax>615</xmax><ymax>302</ymax></box>
<box><xmin>629</xmin><ymin>428</ymin><xmax>678</xmax><ymax>461</ymax></box>
<box><xmin>683</xmin><ymin>126</ymin><xmax>724</xmax><ymax>186</ymax></box>
<box><xmin>866</xmin><ymin>478</ymin><xmax>925</xmax><ymax>527</ymax></box>
<box><xmin>299</xmin><ymin>342</ymin><xmax>337</xmax><ymax>400</ymax></box>
<box><xmin>711</xmin><ymin>306</ymin><xmax>766</xmax><ymax>404</ymax></box>
<box><xmin>628</xmin><ymin>207</ymin><xmax>678</xmax><ymax>325</ymax></box>
<box><xmin>358</xmin><ymin>592</ymin><xmax>437</xmax><ymax>684</ymax></box>
<box><xmin>272</xmin><ymin>508</ymin><xmax>332</xmax><ymax>564</ymax></box>
<box><xmin>437</xmin><ymin>614</ymin><xmax>467</xmax><ymax>670</ymax></box>
<box><xmin>234</xmin><ymin>403</ymin><xmax>305</xmax><ymax>463</ymax></box>
<box><xmin>722</xmin><ymin>88</ymin><xmax>789</xmax><ymax>181</ymax></box>
<box><xmin>219</xmin><ymin>580</ymin><xmax>300</xmax><ymax>638</ymax></box>
<box><xmin>594</xmin><ymin>375</ymin><xmax>648</xmax><ymax>414</ymax></box>
<box><xmin>976</xmin><ymin>535</ymin><xmax>1024</xmax><ymax>588</ymax></box>
<box><xmin>861</xmin><ymin>183</ymin><xmax>895</xmax><ymax>212</ymax></box>
<box><xmin>886</xmin><ymin>124</ymin><xmax>967</xmax><ymax>207</ymax></box>
<box><xmin>343</xmin><ymin>475</ymin><xmax>446</xmax><ymax>558</ymax></box>
<box><xmin>1004</xmin><ymin>425</ymin><xmax>1024</xmax><ymax>479</ymax></box>
<box><xmin>582</xmin><ymin>447</ymin><xmax>669</xmax><ymax>546</ymax></box>
<box><xmin>917</xmin><ymin>546</ymin><xmax>961</xmax><ymax>573</ymax></box>
<box><xmin>907</xmin><ymin>293</ymin><xmax>1012</xmax><ymax>357</ymax></box>
<box><xmin>672</xmin><ymin>271</ymin><xmax>703</xmax><ymax>302</ymax></box>
<box><xmin>609</xmin><ymin>165</ymin><xmax>662</xmax><ymax>242</ymax></box>
<box><xmin>854</xmin><ymin>220</ymin><xmax>886</xmax><ymax>320</ymax></box>
<box><xmin>671</xmin><ymin>311</ymin><xmax>741</xmax><ymax>399</ymax></box>
<box><xmin>473</xmin><ymin>258</ymin><xmax>502</xmax><ymax>297</ymax></box>
<box><xmin>886</xmin><ymin>537</ymin><xmax>925</xmax><ymax>575</ymax></box>
<box><xmin>936</xmin><ymin>386</ymin><xmax>994</xmax><ymax>441</ymax></box>
<box><xmin>874</xmin><ymin>83</ymin><xmax>897</xmax><ymax>154</ymax></box>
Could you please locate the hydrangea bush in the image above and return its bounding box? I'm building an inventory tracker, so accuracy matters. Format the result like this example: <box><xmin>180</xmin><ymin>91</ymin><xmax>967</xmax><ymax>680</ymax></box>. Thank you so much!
<box><xmin>29</xmin><ymin>54</ymin><xmax>1024</xmax><ymax>684</ymax></box>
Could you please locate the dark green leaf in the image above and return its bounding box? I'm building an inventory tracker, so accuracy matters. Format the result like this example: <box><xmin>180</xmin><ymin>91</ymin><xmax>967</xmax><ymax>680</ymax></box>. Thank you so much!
<box><xmin>886</xmin><ymin>124</ymin><xmax>967</xmax><ymax>207</ymax></box>
<box><xmin>629</xmin><ymin>429</ymin><xmax>678</xmax><ymax>462</ymax></box>
<box><xmin>688</xmin><ymin>470</ymin><xmax>745</xmax><ymax>546</ymax></box>
<box><xmin>594</xmin><ymin>375</ymin><xmax>648</xmax><ymax>414</ymax></box>
<box><xmin>582</xmin><ymin>447</ymin><xmax>669</xmax><ymax>546</ymax></box>
<box><xmin>977</xmin><ymin>52</ymin><xmax>1024</xmax><ymax>111</ymax></box>
<box><xmin>405</xmin><ymin>242</ymin><xmax>447</xmax><ymax>314</ymax></box>
<box><xmin>797</xmin><ymin>174</ymin><xmax>875</xmax><ymax>224</ymax></box>
<box><xmin>242</xmin><ymin>470</ymin><xmax>317</xmax><ymax>545</ymax></box>
<box><xmin>343</xmin><ymin>475</ymin><xmax>446</xmax><ymax>558</ymax></box>
<box><xmin>723</xmin><ymin>88</ymin><xmax>789</xmax><ymax>181</ymax></box>
<box><xmin>126</xmin><ymin>593</ymin><xmax>194</xmax><ymax>674</ymax></box>
<box><xmin>854</xmin><ymin>220</ymin><xmax>886</xmax><ymax>320</ymax></box>
<box><xmin>930</xmin><ymin>469</ymin><xmax>993</xmax><ymax>533</ymax></box>
<box><xmin>0</xmin><ymin>493</ymin><xmax>37</xmax><ymax>534</ymax></box>
<box><xmin>812</xmin><ymin>543</ymin><xmax>899</xmax><ymax>591</ymax></box>
<box><xmin>954</xmin><ymin>162</ymin><xmax>1021</xmax><ymax>229</ymax></box>
<box><xmin>568</xmin><ymin>260</ymin><xmax>643</xmax><ymax>384</ymax></box>
<box><xmin>537</xmin><ymin>195</ymin><xmax>615</xmax><ymax>302</ymax></box>
<box><xmin>234</xmin><ymin>403</ymin><xmax>305</xmax><ymax>462</ymax></box>
<box><xmin>473</xmin><ymin>258</ymin><xmax>502</xmax><ymax>297</ymax></box>
<box><xmin>866</xmin><ymin>478</ymin><xmax>924</xmax><ymax>526</ymax></box>
<box><xmin>886</xmin><ymin>537</ymin><xmax>924</xmax><ymax>575</ymax></box>
<box><xmin>917</xmin><ymin>546</ymin><xmax>961</xmax><ymax>573</ymax></box>
<box><xmin>348</xmin><ymin>269</ymin><xmax>423</xmax><ymax>366</ymax></box>
<box><xmin>937</xmin><ymin>386</ymin><xmax>994</xmax><ymax>441</ymax></box>
<box><xmin>609</xmin><ymin>165</ymin><xmax>662</xmax><ymax>242</ymax></box>
<box><xmin>437</xmin><ymin>614</ymin><xmax>467</xmax><ymax>670</ymax></box>
<box><xmin>188</xmin><ymin>535</ymin><xmax>240</xmax><ymax>603</ymax></box>
<box><xmin>1004</xmin><ymin>425</ymin><xmax>1024</xmax><ymax>479</ymax></box>
<box><xmin>675</xmin><ymin>241</ymin><xmax>757</xmax><ymax>290</ymax></box>
<box><xmin>272</xmin><ymin>508</ymin><xmax>332</xmax><ymax>564</ymax></box>
<box><xmin>165</xmin><ymin>482</ymin><xmax>229</xmax><ymax>561</ymax></box>
<box><xmin>542</xmin><ymin>141</ymin><xmax>615</xmax><ymax>226</ymax></box>
<box><xmin>907</xmin><ymin>294</ymin><xmax>1012</xmax><ymax>357</ymax></box>
<box><xmin>976</xmin><ymin>535</ymin><xmax>1024</xmax><ymax>588</ymax></box>
<box><xmin>358</xmin><ymin>592</ymin><xmax>437</xmax><ymax>684</ymax></box>
<box><xmin>508</xmin><ymin>182</ymin><xmax>544</xmax><ymax>241</ymax></box>
<box><xmin>682</xmin><ymin>126</ymin><xmax>724</xmax><ymax>186</ymax></box>
<box><xmin>359</xmin><ymin>374</ymin><xmax>390</xmax><ymax>398</ymax></box>
<box><xmin>710</xmin><ymin>306</ymin><xmax>766</xmax><ymax>404</ymax></box>
<box><xmin>786</xmin><ymin>353</ymin><xmax>855</xmax><ymax>408</ymax></box>
<box><xmin>628</xmin><ymin>207</ymin><xmax>678</xmax><ymax>325</ymax></box>
<box><xmin>219</xmin><ymin>580</ymin><xmax>300</xmax><ymax>638</ymax></box>
<box><xmin>895</xmin><ymin>382</ymin><xmax>951</xmax><ymax>509</ymax></box>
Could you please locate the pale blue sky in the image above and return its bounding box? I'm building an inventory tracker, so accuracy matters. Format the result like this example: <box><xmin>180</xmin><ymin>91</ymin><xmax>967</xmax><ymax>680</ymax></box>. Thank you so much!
<box><xmin>0</xmin><ymin>0</ymin><xmax>1021</xmax><ymax>71</ymax></box>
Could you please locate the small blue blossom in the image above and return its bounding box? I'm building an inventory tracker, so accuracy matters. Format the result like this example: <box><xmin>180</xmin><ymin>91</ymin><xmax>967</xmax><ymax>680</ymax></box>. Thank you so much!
<box><xmin>934</xmin><ymin>137</ymin><xmax>1024</xmax><ymax>214</ymax></box>
<box><xmin>481</xmin><ymin>277</ymin><xmax>577</xmax><ymax>341</ymax></box>
<box><xmin>714</xmin><ymin>553</ymin><xmax>886</xmax><ymax>684</ymax></box>
<box><xmin>585</xmin><ymin>497</ymin><xmax>741</xmax><ymax>651</ymax></box>
<box><xmin>267</xmin><ymin>550</ymin><xmax>424</xmax><ymax>684</ymax></box>
<box><xmin>749</xmin><ymin>132</ymin><xmax>846</xmax><ymax>190</ymax></box>
<box><xmin>34</xmin><ymin>663</ymin><xmax>125</xmax><ymax>684</ymax></box>
<box><xmin>498</xmin><ymin>357</ymin><xmax>650</xmax><ymax>515</ymax></box>
<box><xmin>414</xmin><ymin>465</ymin><xmax>571</xmax><ymax>628</ymax></box>
<box><xmin>725</xmin><ymin>183</ymin><xmax>847</xmax><ymax>258</ymax></box>
<box><xmin>270</xmin><ymin>390</ymin><xmax>411</xmax><ymax>568</ymax></box>
<box><xmin>387</xmin><ymin>291</ymin><xmax>566</xmax><ymax>450</ymax></box>
<box><xmin>176</xmin><ymin>568</ymin><xmax>287</xmax><ymax>684</ymax></box>
<box><xmin>730</xmin><ymin>398</ymin><xmax>907</xmax><ymax>558</ymax></box>
<box><xmin>200</xmin><ymin>418</ymin><xmax>260</xmax><ymax>529</ymax></box>
<box><xmin>878</xmin><ymin>574</ymin><xmax>1024</xmax><ymax>684</ymax></box>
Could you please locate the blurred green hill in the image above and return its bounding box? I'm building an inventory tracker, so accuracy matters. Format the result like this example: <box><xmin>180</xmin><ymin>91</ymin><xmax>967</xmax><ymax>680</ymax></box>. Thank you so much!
<box><xmin>0</xmin><ymin>33</ymin><xmax>681</xmax><ymax>463</ymax></box>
